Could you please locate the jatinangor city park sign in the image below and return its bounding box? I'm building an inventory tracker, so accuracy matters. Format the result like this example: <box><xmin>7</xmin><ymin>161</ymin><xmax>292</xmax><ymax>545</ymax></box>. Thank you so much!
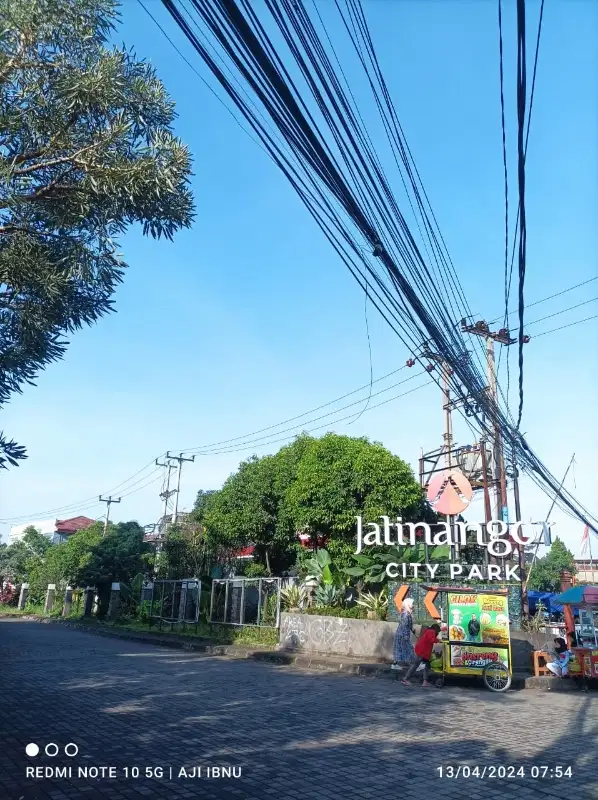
<box><xmin>354</xmin><ymin>468</ymin><xmax>553</xmax><ymax>582</ymax></box>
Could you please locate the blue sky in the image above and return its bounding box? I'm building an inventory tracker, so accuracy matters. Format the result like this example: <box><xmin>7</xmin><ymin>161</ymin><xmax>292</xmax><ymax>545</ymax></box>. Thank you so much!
<box><xmin>2</xmin><ymin>0</ymin><xmax>596</xmax><ymax>556</ymax></box>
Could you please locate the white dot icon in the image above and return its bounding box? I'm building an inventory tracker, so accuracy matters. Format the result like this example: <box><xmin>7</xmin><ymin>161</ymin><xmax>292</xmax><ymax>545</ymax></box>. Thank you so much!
<box><xmin>25</xmin><ymin>743</ymin><xmax>39</xmax><ymax>757</ymax></box>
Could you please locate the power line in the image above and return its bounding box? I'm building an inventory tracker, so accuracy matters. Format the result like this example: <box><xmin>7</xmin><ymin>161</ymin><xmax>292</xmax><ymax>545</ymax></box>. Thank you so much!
<box><xmin>183</xmin><ymin>371</ymin><xmax>427</xmax><ymax>455</ymax></box>
<box><xmin>490</xmin><ymin>276</ymin><xmax>598</xmax><ymax>324</ymax></box>
<box><xmin>533</xmin><ymin>313</ymin><xmax>598</xmax><ymax>339</ymax></box>
<box><xmin>525</xmin><ymin>296</ymin><xmax>598</xmax><ymax>328</ymax></box>
<box><xmin>187</xmin><ymin>379</ymin><xmax>434</xmax><ymax>457</ymax></box>
<box><xmin>0</xmin><ymin>465</ymin><xmax>163</xmax><ymax>524</ymax></box>
<box><xmin>157</xmin><ymin>0</ymin><xmax>596</xmax><ymax>533</ymax></box>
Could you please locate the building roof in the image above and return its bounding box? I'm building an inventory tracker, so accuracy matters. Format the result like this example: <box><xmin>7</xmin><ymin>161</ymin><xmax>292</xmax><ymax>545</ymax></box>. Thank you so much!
<box><xmin>55</xmin><ymin>516</ymin><xmax>96</xmax><ymax>534</ymax></box>
<box><xmin>234</xmin><ymin>546</ymin><xmax>255</xmax><ymax>559</ymax></box>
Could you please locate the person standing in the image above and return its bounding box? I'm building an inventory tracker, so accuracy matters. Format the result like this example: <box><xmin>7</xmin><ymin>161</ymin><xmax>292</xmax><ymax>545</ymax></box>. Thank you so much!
<box><xmin>402</xmin><ymin>624</ymin><xmax>441</xmax><ymax>687</ymax></box>
<box><xmin>391</xmin><ymin>597</ymin><xmax>414</xmax><ymax>670</ymax></box>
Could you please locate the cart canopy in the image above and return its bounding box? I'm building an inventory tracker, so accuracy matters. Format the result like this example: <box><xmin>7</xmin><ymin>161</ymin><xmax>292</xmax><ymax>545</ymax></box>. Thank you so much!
<box><xmin>553</xmin><ymin>585</ymin><xmax>598</xmax><ymax>606</ymax></box>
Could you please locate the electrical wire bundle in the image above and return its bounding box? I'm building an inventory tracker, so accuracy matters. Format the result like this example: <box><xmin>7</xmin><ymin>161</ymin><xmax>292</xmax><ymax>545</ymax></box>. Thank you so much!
<box><xmin>157</xmin><ymin>0</ymin><xmax>597</xmax><ymax>533</ymax></box>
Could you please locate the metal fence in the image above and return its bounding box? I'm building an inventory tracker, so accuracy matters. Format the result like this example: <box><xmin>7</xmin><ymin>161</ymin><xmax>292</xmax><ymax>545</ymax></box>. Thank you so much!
<box><xmin>209</xmin><ymin>577</ymin><xmax>282</xmax><ymax>628</ymax></box>
<box><xmin>142</xmin><ymin>579</ymin><xmax>202</xmax><ymax>632</ymax></box>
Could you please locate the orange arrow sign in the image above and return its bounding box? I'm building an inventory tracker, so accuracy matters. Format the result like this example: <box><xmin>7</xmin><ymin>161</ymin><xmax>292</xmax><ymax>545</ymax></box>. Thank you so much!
<box><xmin>424</xmin><ymin>590</ymin><xmax>440</xmax><ymax>619</ymax></box>
<box><xmin>393</xmin><ymin>584</ymin><xmax>409</xmax><ymax>613</ymax></box>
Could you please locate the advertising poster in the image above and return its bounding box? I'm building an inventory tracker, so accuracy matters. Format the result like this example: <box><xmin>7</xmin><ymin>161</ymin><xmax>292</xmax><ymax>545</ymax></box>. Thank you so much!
<box><xmin>447</xmin><ymin>593</ymin><xmax>510</xmax><ymax>647</ymax></box>
<box><xmin>447</xmin><ymin>593</ymin><xmax>481</xmax><ymax>643</ymax></box>
<box><xmin>449</xmin><ymin>644</ymin><xmax>509</xmax><ymax>671</ymax></box>
<box><xmin>478</xmin><ymin>594</ymin><xmax>510</xmax><ymax>647</ymax></box>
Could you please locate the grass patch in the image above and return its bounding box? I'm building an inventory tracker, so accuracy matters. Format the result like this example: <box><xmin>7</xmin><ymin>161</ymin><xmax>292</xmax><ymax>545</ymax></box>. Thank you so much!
<box><xmin>61</xmin><ymin>615</ymin><xmax>279</xmax><ymax>647</ymax></box>
<box><xmin>0</xmin><ymin>604</ymin><xmax>29</xmax><ymax>616</ymax></box>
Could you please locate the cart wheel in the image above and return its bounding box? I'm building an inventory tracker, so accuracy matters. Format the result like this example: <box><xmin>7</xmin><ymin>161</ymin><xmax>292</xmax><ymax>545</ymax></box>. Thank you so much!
<box><xmin>482</xmin><ymin>662</ymin><xmax>511</xmax><ymax>693</ymax></box>
<box><xmin>435</xmin><ymin>677</ymin><xmax>445</xmax><ymax>688</ymax></box>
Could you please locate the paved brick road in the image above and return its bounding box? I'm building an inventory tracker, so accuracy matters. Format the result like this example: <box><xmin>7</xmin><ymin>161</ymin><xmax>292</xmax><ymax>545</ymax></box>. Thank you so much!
<box><xmin>1</xmin><ymin>620</ymin><xmax>597</xmax><ymax>800</ymax></box>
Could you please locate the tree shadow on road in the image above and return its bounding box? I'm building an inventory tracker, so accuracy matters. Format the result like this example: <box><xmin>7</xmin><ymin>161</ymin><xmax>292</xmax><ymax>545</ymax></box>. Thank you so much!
<box><xmin>2</xmin><ymin>621</ymin><xmax>597</xmax><ymax>800</ymax></box>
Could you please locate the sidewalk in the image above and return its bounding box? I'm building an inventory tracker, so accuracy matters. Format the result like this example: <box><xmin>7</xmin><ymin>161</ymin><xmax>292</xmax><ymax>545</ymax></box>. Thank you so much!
<box><xmin>5</xmin><ymin>614</ymin><xmax>585</xmax><ymax>692</ymax></box>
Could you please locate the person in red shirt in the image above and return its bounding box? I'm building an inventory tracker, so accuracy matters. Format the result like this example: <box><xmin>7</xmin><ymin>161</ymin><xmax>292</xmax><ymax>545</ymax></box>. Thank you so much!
<box><xmin>401</xmin><ymin>623</ymin><xmax>441</xmax><ymax>687</ymax></box>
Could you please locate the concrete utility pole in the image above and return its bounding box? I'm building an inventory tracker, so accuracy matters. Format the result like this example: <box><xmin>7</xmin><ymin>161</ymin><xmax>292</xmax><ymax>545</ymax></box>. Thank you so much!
<box><xmin>156</xmin><ymin>457</ymin><xmax>177</xmax><ymax>526</ymax></box>
<box><xmin>420</xmin><ymin>349</ymin><xmax>457</xmax><ymax>559</ymax></box>
<box><xmin>99</xmin><ymin>495</ymin><xmax>121</xmax><ymax>536</ymax></box>
<box><xmin>166</xmin><ymin>452</ymin><xmax>196</xmax><ymax>524</ymax></box>
<box><xmin>460</xmin><ymin>320</ymin><xmax>525</xmax><ymax>524</ymax></box>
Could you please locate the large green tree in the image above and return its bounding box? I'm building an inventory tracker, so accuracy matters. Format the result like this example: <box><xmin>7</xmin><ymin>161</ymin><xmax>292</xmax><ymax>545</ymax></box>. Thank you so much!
<box><xmin>0</xmin><ymin>525</ymin><xmax>54</xmax><ymax>587</ymax></box>
<box><xmin>527</xmin><ymin>537</ymin><xmax>576</xmax><ymax>592</ymax></box>
<box><xmin>0</xmin><ymin>0</ymin><xmax>194</xmax><ymax>467</ymax></box>
<box><xmin>75</xmin><ymin>521</ymin><xmax>150</xmax><ymax>615</ymax></box>
<box><xmin>27</xmin><ymin>521</ymin><xmax>103</xmax><ymax>601</ymax></box>
<box><xmin>204</xmin><ymin>436</ymin><xmax>312</xmax><ymax>575</ymax></box>
<box><xmin>204</xmin><ymin>433</ymin><xmax>426</xmax><ymax>574</ymax></box>
<box><xmin>285</xmin><ymin>434</ymin><xmax>425</xmax><ymax>568</ymax></box>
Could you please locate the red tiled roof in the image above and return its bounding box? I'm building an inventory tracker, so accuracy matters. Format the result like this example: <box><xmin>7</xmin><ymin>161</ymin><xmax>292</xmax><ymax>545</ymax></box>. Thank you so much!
<box><xmin>55</xmin><ymin>516</ymin><xmax>96</xmax><ymax>534</ymax></box>
<box><xmin>233</xmin><ymin>546</ymin><xmax>255</xmax><ymax>558</ymax></box>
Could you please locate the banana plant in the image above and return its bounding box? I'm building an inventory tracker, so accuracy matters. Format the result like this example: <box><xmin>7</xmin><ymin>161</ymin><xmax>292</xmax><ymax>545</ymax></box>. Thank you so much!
<box><xmin>344</xmin><ymin>544</ymin><xmax>450</xmax><ymax>584</ymax></box>
<box><xmin>304</xmin><ymin>548</ymin><xmax>341</xmax><ymax>587</ymax></box>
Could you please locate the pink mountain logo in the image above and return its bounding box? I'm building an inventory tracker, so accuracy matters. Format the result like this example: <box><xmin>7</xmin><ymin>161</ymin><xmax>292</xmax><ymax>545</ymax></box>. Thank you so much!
<box><xmin>427</xmin><ymin>469</ymin><xmax>473</xmax><ymax>515</ymax></box>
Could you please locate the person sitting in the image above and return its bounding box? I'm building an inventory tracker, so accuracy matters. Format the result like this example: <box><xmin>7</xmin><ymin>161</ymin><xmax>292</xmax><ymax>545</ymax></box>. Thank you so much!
<box><xmin>546</xmin><ymin>637</ymin><xmax>571</xmax><ymax>678</ymax></box>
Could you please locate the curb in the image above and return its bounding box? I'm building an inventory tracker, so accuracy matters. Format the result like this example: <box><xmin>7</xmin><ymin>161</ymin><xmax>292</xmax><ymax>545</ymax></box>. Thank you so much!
<box><xmin>2</xmin><ymin>615</ymin><xmax>587</xmax><ymax>691</ymax></box>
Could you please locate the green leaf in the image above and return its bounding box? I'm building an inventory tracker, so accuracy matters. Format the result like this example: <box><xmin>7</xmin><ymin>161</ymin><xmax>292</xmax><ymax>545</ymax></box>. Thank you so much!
<box><xmin>321</xmin><ymin>564</ymin><xmax>333</xmax><ymax>585</ymax></box>
<box><xmin>344</xmin><ymin>566</ymin><xmax>366</xmax><ymax>577</ymax></box>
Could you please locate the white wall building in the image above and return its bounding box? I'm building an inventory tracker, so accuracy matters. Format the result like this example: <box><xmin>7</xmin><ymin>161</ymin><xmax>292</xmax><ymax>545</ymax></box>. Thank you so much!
<box><xmin>9</xmin><ymin>520</ymin><xmax>59</xmax><ymax>544</ymax></box>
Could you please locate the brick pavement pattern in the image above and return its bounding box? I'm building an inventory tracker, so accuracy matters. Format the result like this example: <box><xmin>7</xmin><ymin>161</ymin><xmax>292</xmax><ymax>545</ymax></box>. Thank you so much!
<box><xmin>1</xmin><ymin>619</ymin><xmax>597</xmax><ymax>800</ymax></box>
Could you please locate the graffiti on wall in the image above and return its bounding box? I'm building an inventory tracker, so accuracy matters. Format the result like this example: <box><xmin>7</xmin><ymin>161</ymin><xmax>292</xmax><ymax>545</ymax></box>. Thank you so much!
<box><xmin>281</xmin><ymin>614</ymin><xmax>351</xmax><ymax>652</ymax></box>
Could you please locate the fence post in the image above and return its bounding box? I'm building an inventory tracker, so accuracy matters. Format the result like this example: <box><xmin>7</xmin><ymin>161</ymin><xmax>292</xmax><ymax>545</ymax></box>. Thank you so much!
<box><xmin>108</xmin><ymin>582</ymin><xmax>121</xmax><ymax>619</ymax></box>
<box><xmin>44</xmin><ymin>584</ymin><xmax>56</xmax><ymax>614</ymax></box>
<box><xmin>209</xmin><ymin>581</ymin><xmax>216</xmax><ymax>625</ymax></box>
<box><xmin>84</xmin><ymin>587</ymin><xmax>94</xmax><ymax>617</ymax></box>
<box><xmin>141</xmin><ymin>581</ymin><xmax>153</xmax><ymax>604</ymax></box>
<box><xmin>62</xmin><ymin>586</ymin><xmax>73</xmax><ymax>617</ymax></box>
<box><xmin>18</xmin><ymin>583</ymin><xmax>29</xmax><ymax>611</ymax></box>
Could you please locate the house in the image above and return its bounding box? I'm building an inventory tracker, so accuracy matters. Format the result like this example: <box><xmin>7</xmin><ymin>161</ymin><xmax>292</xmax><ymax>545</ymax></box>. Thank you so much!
<box><xmin>54</xmin><ymin>516</ymin><xmax>95</xmax><ymax>543</ymax></box>
<box><xmin>574</xmin><ymin>559</ymin><xmax>598</xmax><ymax>584</ymax></box>
<box><xmin>9</xmin><ymin>516</ymin><xmax>95</xmax><ymax>545</ymax></box>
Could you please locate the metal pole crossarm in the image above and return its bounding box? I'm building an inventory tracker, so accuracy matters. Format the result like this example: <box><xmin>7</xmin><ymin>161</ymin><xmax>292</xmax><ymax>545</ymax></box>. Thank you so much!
<box><xmin>99</xmin><ymin>495</ymin><xmax>121</xmax><ymax>536</ymax></box>
<box><xmin>165</xmin><ymin>453</ymin><xmax>196</xmax><ymax>523</ymax></box>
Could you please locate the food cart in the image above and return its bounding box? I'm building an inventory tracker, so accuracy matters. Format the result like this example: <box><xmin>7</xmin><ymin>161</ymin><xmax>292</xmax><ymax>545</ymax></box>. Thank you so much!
<box><xmin>553</xmin><ymin>585</ymin><xmax>598</xmax><ymax>681</ymax></box>
<box><xmin>429</xmin><ymin>587</ymin><xmax>512</xmax><ymax>692</ymax></box>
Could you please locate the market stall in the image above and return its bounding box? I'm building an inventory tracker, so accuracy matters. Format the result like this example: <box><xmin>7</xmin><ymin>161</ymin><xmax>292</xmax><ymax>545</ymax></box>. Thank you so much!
<box><xmin>429</xmin><ymin>587</ymin><xmax>512</xmax><ymax>692</ymax></box>
<box><xmin>554</xmin><ymin>585</ymin><xmax>598</xmax><ymax>680</ymax></box>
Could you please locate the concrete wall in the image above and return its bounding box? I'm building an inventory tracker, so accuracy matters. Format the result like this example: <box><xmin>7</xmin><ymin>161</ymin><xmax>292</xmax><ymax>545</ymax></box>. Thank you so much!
<box><xmin>279</xmin><ymin>612</ymin><xmax>552</xmax><ymax>671</ymax></box>
<box><xmin>280</xmin><ymin>612</ymin><xmax>398</xmax><ymax>661</ymax></box>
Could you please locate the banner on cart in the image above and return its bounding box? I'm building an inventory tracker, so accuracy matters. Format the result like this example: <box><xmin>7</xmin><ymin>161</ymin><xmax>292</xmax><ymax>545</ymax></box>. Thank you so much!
<box><xmin>449</xmin><ymin>644</ymin><xmax>508</xmax><ymax>670</ymax></box>
<box><xmin>447</xmin><ymin>593</ymin><xmax>509</xmax><ymax>646</ymax></box>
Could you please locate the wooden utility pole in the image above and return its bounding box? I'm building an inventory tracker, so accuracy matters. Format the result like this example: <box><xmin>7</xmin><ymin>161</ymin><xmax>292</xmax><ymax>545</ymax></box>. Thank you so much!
<box><xmin>166</xmin><ymin>452</ymin><xmax>196</xmax><ymax>524</ymax></box>
<box><xmin>99</xmin><ymin>495</ymin><xmax>121</xmax><ymax>536</ymax></box>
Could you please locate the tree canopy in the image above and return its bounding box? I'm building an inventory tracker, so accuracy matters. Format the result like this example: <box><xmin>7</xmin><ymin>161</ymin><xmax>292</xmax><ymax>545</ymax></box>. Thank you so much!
<box><xmin>204</xmin><ymin>433</ymin><xmax>426</xmax><ymax>574</ymax></box>
<box><xmin>527</xmin><ymin>537</ymin><xmax>576</xmax><ymax>593</ymax></box>
<box><xmin>75</xmin><ymin>521</ymin><xmax>150</xmax><ymax>615</ymax></box>
<box><xmin>0</xmin><ymin>0</ymin><xmax>194</xmax><ymax>467</ymax></box>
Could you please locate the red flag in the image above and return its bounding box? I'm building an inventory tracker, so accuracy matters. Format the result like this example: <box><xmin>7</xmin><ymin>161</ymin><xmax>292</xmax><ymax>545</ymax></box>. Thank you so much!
<box><xmin>581</xmin><ymin>525</ymin><xmax>589</xmax><ymax>556</ymax></box>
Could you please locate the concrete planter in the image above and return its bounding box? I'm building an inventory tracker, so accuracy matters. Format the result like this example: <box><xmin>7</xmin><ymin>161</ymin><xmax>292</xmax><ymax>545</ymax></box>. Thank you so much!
<box><xmin>279</xmin><ymin>611</ymin><xmax>397</xmax><ymax>661</ymax></box>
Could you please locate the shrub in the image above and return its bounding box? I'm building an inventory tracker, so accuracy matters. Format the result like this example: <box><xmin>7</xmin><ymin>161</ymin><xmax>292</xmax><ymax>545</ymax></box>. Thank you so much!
<box><xmin>300</xmin><ymin>605</ymin><xmax>367</xmax><ymax>619</ymax></box>
<box><xmin>0</xmin><ymin>585</ymin><xmax>18</xmax><ymax>606</ymax></box>
<box><xmin>243</xmin><ymin>562</ymin><xmax>269</xmax><ymax>578</ymax></box>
